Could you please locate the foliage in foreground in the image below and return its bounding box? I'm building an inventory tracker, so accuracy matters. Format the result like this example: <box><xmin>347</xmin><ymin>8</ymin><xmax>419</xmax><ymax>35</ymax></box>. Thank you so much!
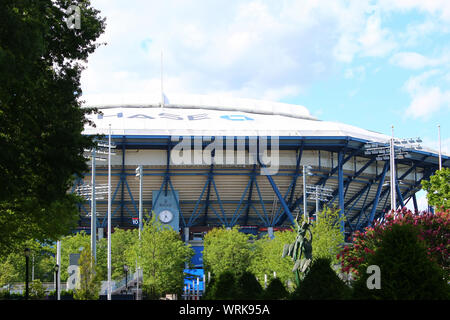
<box><xmin>352</xmin><ymin>223</ymin><xmax>449</xmax><ymax>300</ymax></box>
<box><xmin>0</xmin><ymin>0</ymin><xmax>106</xmax><ymax>257</ymax></box>
<box><xmin>338</xmin><ymin>209</ymin><xmax>449</xmax><ymax>281</ymax></box>
<box><xmin>291</xmin><ymin>258</ymin><xmax>350</xmax><ymax>300</ymax></box>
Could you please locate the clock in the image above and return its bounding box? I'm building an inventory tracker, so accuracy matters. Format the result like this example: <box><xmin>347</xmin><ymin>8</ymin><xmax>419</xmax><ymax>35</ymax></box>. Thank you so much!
<box><xmin>158</xmin><ymin>209</ymin><xmax>173</xmax><ymax>224</ymax></box>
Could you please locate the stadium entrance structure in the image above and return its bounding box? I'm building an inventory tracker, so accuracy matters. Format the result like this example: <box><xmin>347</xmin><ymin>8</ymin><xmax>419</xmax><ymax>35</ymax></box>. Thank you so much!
<box><xmin>77</xmin><ymin>94</ymin><xmax>448</xmax><ymax>241</ymax></box>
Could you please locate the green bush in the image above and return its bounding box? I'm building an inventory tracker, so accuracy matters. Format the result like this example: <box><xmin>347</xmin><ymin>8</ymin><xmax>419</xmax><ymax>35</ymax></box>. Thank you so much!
<box><xmin>352</xmin><ymin>224</ymin><xmax>449</xmax><ymax>300</ymax></box>
<box><xmin>235</xmin><ymin>271</ymin><xmax>263</xmax><ymax>300</ymax></box>
<box><xmin>206</xmin><ymin>271</ymin><xmax>237</xmax><ymax>300</ymax></box>
<box><xmin>262</xmin><ymin>278</ymin><xmax>289</xmax><ymax>300</ymax></box>
<box><xmin>29</xmin><ymin>279</ymin><xmax>46</xmax><ymax>300</ymax></box>
<box><xmin>291</xmin><ymin>258</ymin><xmax>351</xmax><ymax>300</ymax></box>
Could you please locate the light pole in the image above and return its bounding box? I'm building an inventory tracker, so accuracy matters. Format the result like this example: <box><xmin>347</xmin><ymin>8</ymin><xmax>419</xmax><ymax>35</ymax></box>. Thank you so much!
<box><xmin>390</xmin><ymin>126</ymin><xmax>396</xmax><ymax>212</ymax></box>
<box><xmin>56</xmin><ymin>240</ymin><xmax>61</xmax><ymax>300</ymax></box>
<box><xmin>24</xmin><ymin>248</ymin><xmax>30</xmax><ymax>300</ymax></box>
<box><xmin>304</xmin><ymin>185</ymin><xmax>333</xmax><ymax>221</ymax></box>
<box><xmin>107</xmin><ymin>124</ymin><xmax>112</xmax><ymax>301</ymax></box>
<box><xmin>438</xmin><ymin>124</ymin><xmax>442</xmax><ymax>170</ymax></box>
<box><xmin>302</xmin><ymin>165</ymin><xmax>313</xmax><ymax>222</ymax></box>
<box><xmin>135</xmin><ymin>165</ymin><xmax>143</xmax><ymax>239</ymax></box>
<box><xmin>364</xmin><ymin>131</ymin><xmax>422</xmax><ymax>212</ymax></box>
<box><xmin>82</xmin><ymin>138</ymin><xmax>111</xmax><ymax>263</ymax></box>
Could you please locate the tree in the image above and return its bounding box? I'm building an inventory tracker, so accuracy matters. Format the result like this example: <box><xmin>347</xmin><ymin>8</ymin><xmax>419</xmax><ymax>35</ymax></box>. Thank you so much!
<box><xmin>352</xmin><ymin>224</ymin><xmax>449</xmax><ymax>300</ymax></box>
<box><xmin>422</xmin><ymin>168</ymin><xmax>450</xmax><ymax>211</ymax></box>
<box><xmin>203</xmin><ymin>226</ymin><xmax>254</xmax><ymax>278</ymax></box>
<box><xmin>291</xmin><ymin>258</ymin><xmax>350</xmax><ymax>300</ymax></box>
<box><xmin>59</xmin><ymin>231</ymin><xmax>90</xmax><ymax>281</ymax></box>
<box><xmin>249</xmin><ymin>230</ymin><xmax>296</xmax><ymax>289</ymax></box>
<box><xmin>95</xmin><ymin>228</ymin><xmax>138</xmax><ymax>282</ymax></box>
<box><xmin>310</xmin><ymin>206</ymin><xmax>345</xmax><ymax>266</ymax></box>
<box><xmin>0</xmin><ymin>240</ymin><xmax>55</xmax><ymax>288</ymax></box>
<box><xmin>127</xmin><ymin>216</ymin><xmax>193</xmax><ymax>299</ymax></box>
<box><xmin>74</xmin><ymin>246</ymin><xmax>100</xmax><ymax>300</ymax></box>
<box><xmin>0</xmin><ymin>0</ymin><xmax>106</xmax><ymax>256</ymax></box>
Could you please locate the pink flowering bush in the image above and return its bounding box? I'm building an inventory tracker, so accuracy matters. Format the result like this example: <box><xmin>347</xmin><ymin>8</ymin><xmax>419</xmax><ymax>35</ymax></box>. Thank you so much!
<box><xmin>337</xmin><ymin>208</ymin><xmax>450</xmax><ymax>280</ymax></box>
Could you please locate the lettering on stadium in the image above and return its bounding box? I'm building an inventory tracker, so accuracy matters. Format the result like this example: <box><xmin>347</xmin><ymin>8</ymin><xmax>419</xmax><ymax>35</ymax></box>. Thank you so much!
<box><xmin>98</xmin><ymin>112</ymin><xmax>255</xmax><ymax>122</ymax></box>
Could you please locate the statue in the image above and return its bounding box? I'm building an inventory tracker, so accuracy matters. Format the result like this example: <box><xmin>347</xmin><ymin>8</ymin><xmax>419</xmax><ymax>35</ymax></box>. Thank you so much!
<box><xmin>282</xmin><ymin>221</ymin><xmax>313</xmax><ymax>287</ymax></box>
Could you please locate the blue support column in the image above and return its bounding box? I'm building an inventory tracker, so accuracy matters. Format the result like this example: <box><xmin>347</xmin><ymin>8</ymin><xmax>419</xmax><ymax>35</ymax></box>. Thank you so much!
<box><xmin>368</xmin><ymin>161</ymin><xmax>389</xmax><ymax>227</ymax></box>
<box><xmin>338</xmin><ymin>151</ymin><xmax>345</xmax><ymax>234</ymax></box>
<box><xmin>264</xmin><ymin>174</ymin><xmax>296</xmax><ymax>225</ymax></box>
<box><xmin>203</xmin><ymin>164</ymin><xmax>214</xmax><ymax>225</ymax></box>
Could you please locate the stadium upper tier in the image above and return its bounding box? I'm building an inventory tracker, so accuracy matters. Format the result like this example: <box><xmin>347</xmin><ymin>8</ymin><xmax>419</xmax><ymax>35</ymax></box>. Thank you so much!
<box><xmin>78</xmin><ymin>94</ymin><xmax>448</xmax><ymax>238</ymax></box>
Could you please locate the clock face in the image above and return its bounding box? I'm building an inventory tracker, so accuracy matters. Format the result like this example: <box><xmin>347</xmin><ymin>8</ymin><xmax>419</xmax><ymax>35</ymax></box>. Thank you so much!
<box><xmin>158</xmin><ymin>210</ymin><xmax>173</xmax><ymax>224</ymax></box>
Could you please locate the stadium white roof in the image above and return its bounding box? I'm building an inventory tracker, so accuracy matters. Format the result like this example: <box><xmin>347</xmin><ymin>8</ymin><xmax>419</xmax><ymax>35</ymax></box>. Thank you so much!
<box><xmin>83</xmin><ymin>93</ymin><xmax>394</xmax><ymax>144</ymax></box>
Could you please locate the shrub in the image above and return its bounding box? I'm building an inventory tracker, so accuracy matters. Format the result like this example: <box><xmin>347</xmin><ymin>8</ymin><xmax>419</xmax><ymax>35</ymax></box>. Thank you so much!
<box><xmin>235</xmin><ymin>271</ymin><xmax>263</xmax><ymax>300</ymax></box>
<box><xmin>207</xmin><ymin>271</ymin><xmax>237</xmax><ymax>300</ymax></box>
<box><xmin>262</xmin><ymin>278</ymin><xmax>289</xmax><ymax>300</ymax></box>
<box><xmin>29</xmin><ymin>279</ymin><xmax>46</xmax><ymax>300</ymax></box>
<box><xmin>291</xmin><ymin>258</ymin><xmax>351</xmax><ymax>300</ymax></box>
<box><xmin>352</xmin><ymin>224</ymin><xmax>449</xmax><ymax>300</ymax></box>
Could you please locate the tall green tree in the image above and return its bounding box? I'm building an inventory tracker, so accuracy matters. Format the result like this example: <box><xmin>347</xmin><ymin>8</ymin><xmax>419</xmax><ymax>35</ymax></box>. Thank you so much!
<box><xmin>309</xmin><ymin>206</ymin><xmax>345</xmax><ymax>266</ymax></box>
<box><xmin>127</xmin><ymin>217</ymin><xmax>193</xmax><ymax>299</ymax></box>
<box><xmin>422</xmin><ymin>168</ymin><xmax>450</xmax><ymax>211</ymax></box>
<box><xmin>59</xmin><ymin>231</ymin><xmax>90</xmax><ymax>281</ymax></box>
<box><xmin>0</xmin><ymin>239</ymin><xmax>55</xmax><ymax>288</ymax></box>
<box><xmin>0</xmin><ymin>0</ymin><xmax>105</xmax><ymax>256</ymax></box>
<box><xmin>249</xmin><ymin>230</ymin><xmax>296</xmax><ymax>289</ymax></box>
<box><xmin>203</xmin><ymin>226</ymin><xmax>254</xmax><ymax>278</ymax></box>
<box><xmin>74</xmin><ymin>246</ymin><xmax>100</xmax><ymax>300</ymax></box>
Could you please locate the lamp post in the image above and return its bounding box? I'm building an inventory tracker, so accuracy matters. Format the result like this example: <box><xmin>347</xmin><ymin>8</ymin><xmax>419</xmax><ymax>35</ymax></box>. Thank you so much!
<box><xmin>24</xmin><ymin>248</ymin><xmax>30</xmax><ymax>300</ymax></box>
<box><xmin>135</xmin><ymin>165</ymin><xmax>143</xmax><ymax>240</ymax></box>
<box><xmin>54</xmin><ymin>264</ymin><xmax>59</xmax><ymax>300</ymax></box>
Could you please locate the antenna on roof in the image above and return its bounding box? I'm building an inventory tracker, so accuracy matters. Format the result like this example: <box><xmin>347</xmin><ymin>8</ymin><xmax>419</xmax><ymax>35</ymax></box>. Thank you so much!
<box><xmin>160</xmin><ymin>50</ymin><xmax>164</xmax><ymax>108</ymax></box>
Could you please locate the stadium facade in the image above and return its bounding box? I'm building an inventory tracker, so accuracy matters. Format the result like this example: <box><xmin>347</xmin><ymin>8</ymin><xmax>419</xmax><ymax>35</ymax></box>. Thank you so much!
<box><xmin>76</xmin><ymin>94</ymin><xmax>449</xmax><ymax>245</ymax></box>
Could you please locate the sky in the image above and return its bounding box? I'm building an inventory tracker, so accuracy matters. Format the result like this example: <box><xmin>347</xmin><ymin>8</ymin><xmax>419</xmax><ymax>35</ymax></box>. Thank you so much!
<box><xmin>80</xmin><ymin>0</ymin><xmax>450</xmax><ymax>209</ymax></box>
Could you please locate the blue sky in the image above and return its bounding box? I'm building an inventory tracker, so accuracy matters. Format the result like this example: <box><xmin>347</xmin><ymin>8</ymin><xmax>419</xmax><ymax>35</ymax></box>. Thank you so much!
<box><xmin>81</xmin><ymin>1</ymin><xmax>449</xmax><ymax>170</ymax></box>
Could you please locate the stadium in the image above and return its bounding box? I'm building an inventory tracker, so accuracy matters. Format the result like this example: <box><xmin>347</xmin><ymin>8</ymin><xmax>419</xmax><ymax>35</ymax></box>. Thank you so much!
<box><xmin>76</xmin><ymin>93</ymin><xmax>448</xmax><ymax>255</ymax></box>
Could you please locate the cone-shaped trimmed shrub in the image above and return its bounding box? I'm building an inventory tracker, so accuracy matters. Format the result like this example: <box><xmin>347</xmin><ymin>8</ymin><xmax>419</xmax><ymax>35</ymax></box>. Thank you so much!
<box><xmin>235</xmin><ymin>271</ymin><xmax>263</xmax><ymax>300</ymax></box>
<box><xmin>291</xmin><ymin>258</ymin><xmax>350</xmax><ymax>300</ymax></box>
<box><xmin>206</xmin><ymin>271</ymin><xmax>237</xmax><ymax>300</ymax></box>
<box><xmin>262</xmin><ymin>277</ymin><xmax>289</xmax><ymax>300</ymax></box>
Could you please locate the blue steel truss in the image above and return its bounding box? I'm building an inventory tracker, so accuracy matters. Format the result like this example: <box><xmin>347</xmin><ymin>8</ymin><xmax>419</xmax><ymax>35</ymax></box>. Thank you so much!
<box><xmin>75</xmin><ymin>136</ymin><xmax>447</xmax><ymax>237</ymax></box>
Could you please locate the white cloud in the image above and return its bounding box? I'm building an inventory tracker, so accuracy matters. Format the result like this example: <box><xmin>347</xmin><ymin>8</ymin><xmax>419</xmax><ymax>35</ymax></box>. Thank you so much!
<box><xmin>390</xmin><ymin>52</ymin><xmax>440</xmax><ymax>69</ymax></box>
<box><xmin>357</xmin><ymin>12</ymin><xmax>397</xmax><ymax>57</ymax></box>
<box><xmin>378</xmin><ymin>0</ymin><xmax>450</xmax><ymax>22</ymax></box>
<box><xmin>80</xmin><ymin>0</ymin><xmax>450</xmax><ymax>108</ymax></box>
<box><xmin>406</xmin><ymin>87</ymin><xmax>450</xmax><ymax>118</ymax></box>
<box><xmin>82</xmin><ymin>0</ymin><xmax>394</xmax><ymax>101</ymax></box>
<box><xmin>403</xmin><ymin>70</ymin><xmax>450</xmax><ymax>119</ymax></box>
